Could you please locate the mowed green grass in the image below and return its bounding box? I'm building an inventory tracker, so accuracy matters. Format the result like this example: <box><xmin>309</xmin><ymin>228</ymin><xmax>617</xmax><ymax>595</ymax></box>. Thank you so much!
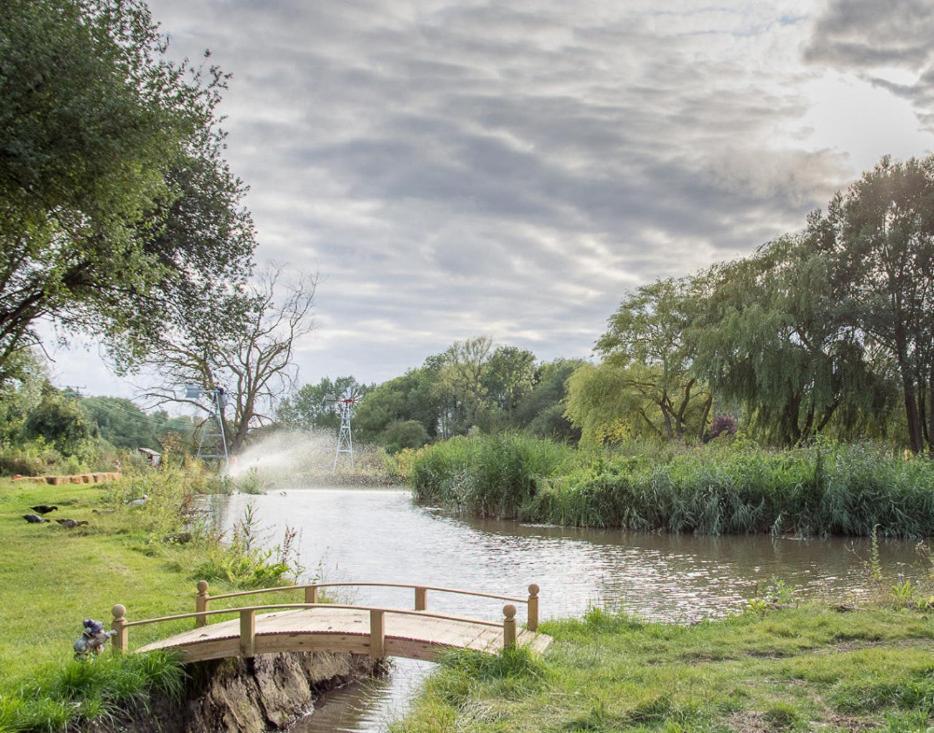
<box><xmin>0</xmin><ymin>479</ymin><xmax>281</xmax><ymax>691</ymax></box>
<box><xmin>396</xmin><ymin>606</ymin><xmax>934</xmax><ymax>732</ymax></box>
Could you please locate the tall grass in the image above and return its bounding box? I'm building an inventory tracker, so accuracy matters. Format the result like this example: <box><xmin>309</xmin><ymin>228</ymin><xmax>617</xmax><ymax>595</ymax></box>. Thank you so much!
<box><xmin>409</xmin><ymin>437</ymin><xmax>934</xmax><ymax>537</ymax></box>
<box><xmin>0</xmin><ymin>652</ymin><xmax>184</xmax><ymax>732</ymax></box>
<box><xmin>410</xmin><ymin>434</ymin><xmax>575</xmax><ymax>518</ymax></box>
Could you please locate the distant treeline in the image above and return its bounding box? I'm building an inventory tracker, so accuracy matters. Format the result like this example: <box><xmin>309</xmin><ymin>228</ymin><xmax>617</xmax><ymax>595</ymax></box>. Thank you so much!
<box><xmin>0</xmin><ymin>352</ymin><xmax>194</xmax><ymax>474</ymax></box>
<box><xmin>276</xmin><ymin>348</ymin><xmax>583</xmax><ymax>452</ymax></box>
<box><xmin>285</xmin><ymin>155</ymin><xmax>934</xmax><ymax>454</ymax></box>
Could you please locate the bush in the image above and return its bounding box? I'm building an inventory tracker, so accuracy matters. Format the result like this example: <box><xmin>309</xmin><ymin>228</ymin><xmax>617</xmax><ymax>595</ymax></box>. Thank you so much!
<box><xmin>380</xmin><ymin>420</ymin><xmax>430</xmax><ymax>454</ymax></box>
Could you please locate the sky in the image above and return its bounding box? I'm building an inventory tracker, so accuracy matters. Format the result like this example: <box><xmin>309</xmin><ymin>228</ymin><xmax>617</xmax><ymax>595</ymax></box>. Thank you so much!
<box><xmin>48</xmin><ymin>0</ymin><xmax>934</xmax><ymax>400</ymax></box>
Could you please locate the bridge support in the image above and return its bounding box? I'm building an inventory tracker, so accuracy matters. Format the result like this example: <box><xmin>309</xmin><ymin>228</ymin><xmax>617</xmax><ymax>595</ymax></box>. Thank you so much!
<box><xmin>503</xmin><ymin>605</ymin><xmax>517</xmax><ymax>649</ymax></box>
<box><xmin>369</xmin><ymin>609</ymin><xmax>385</xmax><ymax>658</ymax></box>
<box><xmin>240</xmin><ymin>609</ymin><xmax>256</xmax><ymax>657</ymax></box>
<box><xmin>415</xmin><ymin>586</ymin><xmax>427</xmax><ymax>611</ymax></box>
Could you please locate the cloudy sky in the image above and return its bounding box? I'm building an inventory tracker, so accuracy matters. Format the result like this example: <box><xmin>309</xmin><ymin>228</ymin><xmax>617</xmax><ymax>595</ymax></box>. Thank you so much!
<box><xmin>50</xmin><ymin>0</ymin><xmax>934</xmax><ymax>398</ymax></box>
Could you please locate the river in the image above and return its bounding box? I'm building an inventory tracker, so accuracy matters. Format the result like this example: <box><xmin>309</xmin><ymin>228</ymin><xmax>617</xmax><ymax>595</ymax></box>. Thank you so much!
<box><xmin>211</xmin><ymin>486</ymin><xmax>927</xmax><ymax>732</ymax></box>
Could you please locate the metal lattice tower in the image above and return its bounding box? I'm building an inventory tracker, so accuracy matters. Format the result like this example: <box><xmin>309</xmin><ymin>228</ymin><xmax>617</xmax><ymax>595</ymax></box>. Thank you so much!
<box><xmin>327</xmin><ymin>390</ymin><xmax>360</xmax><ymax>471</ymax></box>
<box><xmin>333</xmin><ymin>398</ymin><xmax>355</xmax><ymax>470</ymax></box>
<box><xmin>188</xmin><ymin>385</ymin><xmax>230</xmax><ymax>469</ymax></box>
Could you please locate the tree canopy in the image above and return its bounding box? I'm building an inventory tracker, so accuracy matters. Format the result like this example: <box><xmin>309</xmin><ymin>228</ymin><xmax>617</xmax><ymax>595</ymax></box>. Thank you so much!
<box><xmin>0</xmin><ymin>0</ymin><xmax>255</xmax><ymax>381</ymax></box>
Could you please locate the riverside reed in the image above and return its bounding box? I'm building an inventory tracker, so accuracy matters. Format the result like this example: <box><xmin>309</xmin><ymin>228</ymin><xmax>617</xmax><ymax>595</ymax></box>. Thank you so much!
<box><xmin>0</xmin><ymin>467</ymin><xmax>301</xmax><ymax>731</ymax></box>
<box><xmin>408</xmin><ymin>435</ymin><xmax>934</xmax><ymax>537</ymax></box>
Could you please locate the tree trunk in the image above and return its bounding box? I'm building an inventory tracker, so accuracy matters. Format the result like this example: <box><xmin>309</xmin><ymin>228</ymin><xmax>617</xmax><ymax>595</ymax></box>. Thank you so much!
<box><xmin>895</xmin><ymin>329</ymin><xmax>923</xmax><ymax>453</ymax></box>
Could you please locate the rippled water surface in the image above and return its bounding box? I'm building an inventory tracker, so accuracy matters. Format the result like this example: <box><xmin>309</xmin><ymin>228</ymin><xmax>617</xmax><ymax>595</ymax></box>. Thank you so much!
<box><xmin>211</xmin><ymin>487</ymin><xmax>926</xmax><ymax>732</ymax></box>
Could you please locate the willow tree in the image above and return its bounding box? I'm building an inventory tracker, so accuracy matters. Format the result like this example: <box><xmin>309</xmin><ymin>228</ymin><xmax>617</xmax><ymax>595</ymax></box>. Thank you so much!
<box><xmin>691</xmin><ymin>233</ymin><xmax>889</xmax><ymax>446</ymax></box>
<box><xmin>569</xmin><ymin>279</ymin><xmax>712</xmax><ymax>443</ymax></box>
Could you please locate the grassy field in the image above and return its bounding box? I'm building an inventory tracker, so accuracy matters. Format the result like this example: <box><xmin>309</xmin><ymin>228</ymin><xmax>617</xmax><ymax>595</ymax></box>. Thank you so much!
<box><xmin>395</xmin><ymin>605</ymin><xmax>934</xmax><ymax>732</ymax></box>
<box><xmin>0</xmin><ymin>470</ymin><xmax>305</xmax><ymax>731</ymax></box>
<box><xmin>408</xmin><ymin>435</ymin><xmax>934</xmax><ymax>537</ymax></box>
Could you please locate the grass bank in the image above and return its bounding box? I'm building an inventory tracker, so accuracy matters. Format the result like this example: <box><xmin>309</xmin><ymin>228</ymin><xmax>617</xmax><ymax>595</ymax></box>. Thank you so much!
<box><xmin>395</xmin><ymin>603</ymin><xmax>934</xmax><ymax>732</ymax></box>
<box><xmin>407</xmin><ymin>435</ymin><xmax>934</xmax><ymax>537</ymax></box>
<box><xmin>0</xmin><ymin>467</ymin><xmax>302</xmax><ymax>731</ymax></box>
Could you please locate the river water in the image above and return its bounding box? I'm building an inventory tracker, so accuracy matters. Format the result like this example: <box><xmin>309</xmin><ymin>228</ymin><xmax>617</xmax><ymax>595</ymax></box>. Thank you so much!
<box><xmin>211</xmin><ymin>486</ymin><xmax>927</xmax><ymax>732</ymax></box>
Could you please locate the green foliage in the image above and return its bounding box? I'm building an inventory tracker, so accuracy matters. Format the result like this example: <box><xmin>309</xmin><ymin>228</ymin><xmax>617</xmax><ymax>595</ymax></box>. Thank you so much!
<box><xmin>351</xmin><ymin>345</ymin><xmax>578</xmax><ymax>450</ymax></box>
<box><xmin>412</xmin><ymin>436</ymin><xmax>934</xmax><ymax>537</ymax></box>
<box><xmin>80</xmin><ymin>396</ymin><xmax>194</xmax><ymax>451</ymax></box>
<box><xmin>23</xmin><ymin>388</ymin><xmax>95</xmax><ymax>456</ymax></box>
<box><xmin>0</xmin><ymin>0</ymin><xmax>255</xmax><ymax>379</ymax></box>
<box><xmin>193</xmin><ymin>503</ymin><xmax>301</xmax><ymax>587</ymax></box>
<box><xmin>0</xmin><ymin>653</ymin><xmax>185</xmax><ymax>732</ymax></box>
<box><xmin>277</xmin><ymin>376</ymin><xmax>370</xmax><ymax>432</ymax></box>
<box><xmin>380</xmin><ymin>419</ymin><xmax>430</xmax><ymax>454</ymax></box>
<box><xmin>410</xmin><ymin>433</ymin><xmax>575</xmax><ymax>517</ymax></box>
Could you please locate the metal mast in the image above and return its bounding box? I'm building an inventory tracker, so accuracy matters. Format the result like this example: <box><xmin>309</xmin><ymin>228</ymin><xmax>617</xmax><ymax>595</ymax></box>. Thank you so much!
<box><xmin>326</xmin><ymin>388</ymin><xmax>360</xmax><ymax>471</ymax></box>
<box><xmin>333</xmin><ymin>398</ymin><xmax>355</xmax><ymax>470</ymax></box>
<box><xmin>188</xmin><ymin>385</ymin><xmax>230</xmax><ymax>469</ymax></box>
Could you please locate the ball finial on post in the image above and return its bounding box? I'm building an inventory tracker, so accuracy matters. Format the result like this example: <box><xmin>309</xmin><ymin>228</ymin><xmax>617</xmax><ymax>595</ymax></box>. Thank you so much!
<box><xmin>527</xmin><ymin>584</ymin><xmax>540</xmax><ymax>632</ymax></box>
<box><xmin>503</xmin><ymin>604</ymin><xmax>517</xmax><ymax>649</ymax></box>
<box><xmin>111</xmin><ymin>604</ymin><xmax>128</xmax><ymax>654</ymax></box>
<box><xmin>195</xmin><ymin>580</ymin><xmax>210</xmax><ymax>628</ymax></box>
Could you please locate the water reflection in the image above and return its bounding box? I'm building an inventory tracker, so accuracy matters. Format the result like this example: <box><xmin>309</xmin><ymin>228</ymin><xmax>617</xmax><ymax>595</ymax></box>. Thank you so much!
<box><xmin>210</xmin><ymin>487</ymin><xmax>926</xmax><ymax>732</ymax></box>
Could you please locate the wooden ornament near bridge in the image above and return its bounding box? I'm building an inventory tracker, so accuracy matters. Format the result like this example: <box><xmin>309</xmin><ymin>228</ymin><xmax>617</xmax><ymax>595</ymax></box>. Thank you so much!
<box><xmin>111</xmin><ymin>581</ymin><xmax>550</xmax><ymax>663</ymax></box>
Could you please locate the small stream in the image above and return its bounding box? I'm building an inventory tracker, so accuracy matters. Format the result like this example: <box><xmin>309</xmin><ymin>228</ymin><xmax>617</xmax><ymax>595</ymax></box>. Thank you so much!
<box><xmin>211</xmin><ymin>486</ymin><xmax>927</xmax><ymax>732</ymax></box>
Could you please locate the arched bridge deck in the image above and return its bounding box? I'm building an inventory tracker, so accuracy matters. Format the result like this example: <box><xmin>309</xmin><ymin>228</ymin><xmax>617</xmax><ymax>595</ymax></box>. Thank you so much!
<box><xmin>111</xmin><ymin>581</ymin><xmax>551</xmax><ymax>663</ymax></box>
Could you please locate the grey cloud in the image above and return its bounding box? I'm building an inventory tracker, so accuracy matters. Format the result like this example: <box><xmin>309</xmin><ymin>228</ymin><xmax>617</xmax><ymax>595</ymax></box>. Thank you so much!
<box><xmin>113</xmin><ymin>0</ymin><xmax>879</xmax><ymax>388</ymax></box>
<box><xmin>803</xmin><ymin>0</ymin><xmax>934</xmax><ymax>69</ymax></box>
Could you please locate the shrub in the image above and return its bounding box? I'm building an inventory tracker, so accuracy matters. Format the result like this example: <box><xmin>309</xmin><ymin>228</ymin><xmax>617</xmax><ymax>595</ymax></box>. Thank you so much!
<box><xmin>381</xmin><ymin>420</ymin><xmax>430</xmax><ymax>454</ymax></box>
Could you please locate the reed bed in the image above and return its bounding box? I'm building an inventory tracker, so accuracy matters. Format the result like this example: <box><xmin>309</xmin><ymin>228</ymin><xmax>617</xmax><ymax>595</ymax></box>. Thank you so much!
<box><xmin>409</xmin><ymin>436</ymin><xmax>934</xmax><ymax>537</ymax></box>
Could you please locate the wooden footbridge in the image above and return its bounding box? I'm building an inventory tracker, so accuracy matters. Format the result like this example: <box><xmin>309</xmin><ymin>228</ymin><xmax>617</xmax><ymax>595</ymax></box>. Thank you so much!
<box><xmin>111</xmin><ymin>581</ymin><xmax>551</xmax><ymax>663</ymax></box>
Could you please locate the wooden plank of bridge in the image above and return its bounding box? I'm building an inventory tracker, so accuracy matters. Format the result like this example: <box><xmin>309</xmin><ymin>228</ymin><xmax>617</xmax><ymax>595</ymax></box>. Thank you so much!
<box><xmin>137</xmin><ymin>607</ymin><xmax>551</xmax><ymax>663</ymax></box>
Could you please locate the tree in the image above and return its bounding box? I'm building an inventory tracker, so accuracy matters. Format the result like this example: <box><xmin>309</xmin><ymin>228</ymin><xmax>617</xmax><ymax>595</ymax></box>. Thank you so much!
<box><xmin>514</xmin><ymin>359</ymin><xmax>583</xmax><ymax>441</ymax></box>
<box><xmin>142</xmin><ymin>269</ymin><xmax>315</xmax><ymax>453</ymax></box>
<box><xmin>0</xmin><ymin>349</ymin><xmax>46</xmax><ymax>443</ymax></box>
<box><xmin>0</xmin><ymin>0</ymin><xmax>255</xmax><ymax>381</ymax></box>
<box><xmin>438</xmin><ymin>337</ymin><xmax>494</xmax><ymax>432</ymax></box>
<box><xmin>815</xmin><ymin>156</ymin><xmax>934</xmax><ymax>453</ymax></box>
<box><xmin>483</xmin><ymin>346</ymin><xmax>536</xmax><ymax>420</ymax></box>
<box><xmin>691</xmin><ymin>235</ymin><xmax>890</xmax><ymax>446</ymax></box>
<box><xmin>380</xmin><ymin>420</ymin><xmax>430</xmax><ymax>454</ymax></box>
<box><xmin>24</xmin><ymin>387</ymin><xmax>94</xmax><ymax>455</ymax></box>
<box><xmin>354</xmin><ymin>365</ymin><xmax>443</xmax><ymax>443</ymax></box>
<box><xmin>590</xmin><ymin>279</ymin><xmax>712</xmax><ymax>441</ymax></box>
<box><xmin>80</xmin><ymin>396</ymin><xmax>194</xmax><ymax>450</ymax></box>
<box><xmin>277</xmin><ymin>376</ymin><xmax>369</xmax><ymax>432</ymax></box>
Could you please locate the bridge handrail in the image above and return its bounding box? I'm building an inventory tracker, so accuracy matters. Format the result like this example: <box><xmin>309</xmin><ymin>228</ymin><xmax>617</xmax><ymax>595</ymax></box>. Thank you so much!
<box><xmin>207</xmin><ymin>581</ymin><xmax>527</xmax><ymax>604</ymax></box>
<box><xmin>194</xmin><ymin>580</ymin><xmax>540</xmax><ymax>631</ymax></box>
<box><xmin>121</xmin><ymin>602</ymin><xmax>504</xmax><ymax>629</ymax></box>
<box><xmin>110</xmin><ymin>599</ymin><xmax>527</xmax><ymax>659</ymax></box>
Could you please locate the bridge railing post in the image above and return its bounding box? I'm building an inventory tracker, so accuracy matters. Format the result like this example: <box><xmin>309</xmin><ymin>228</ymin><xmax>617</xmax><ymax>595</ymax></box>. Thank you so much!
<box><xmin>304</xmin><ymin>584</ymin><xmax>318</xmax><ymax>604</ymax></box>
<box><xmin>369</xmin><ymin>609</ymin><xmax>385</xmax><ymax>658</ymax></box>
<box><xmin>414</xmin><ymin>586</ymin><xmax>427</xmax><ymax>611</ymax></box>
<box><xmin>527</xmin><ymin>584</ymin><xmax>539</xmax><ymax>631</ymax></box>
<box><xmin>503</xmin><ymin>604</ymin><xmax>516</xmax><ymax>649</ymax></box>
<box><xmin>111</xmin><ymin>604</ymin><xmax>128</xmax><ymax>655</ymax></box>
<box><xmin>240</xmin><ymin>609</ymin><xmax>256</xmax><ymax>658</ymax></box>
<box><xmin>195</xmin><ymin>580</ymin><xmax>209</xmax><ymax>628</ymax></box>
